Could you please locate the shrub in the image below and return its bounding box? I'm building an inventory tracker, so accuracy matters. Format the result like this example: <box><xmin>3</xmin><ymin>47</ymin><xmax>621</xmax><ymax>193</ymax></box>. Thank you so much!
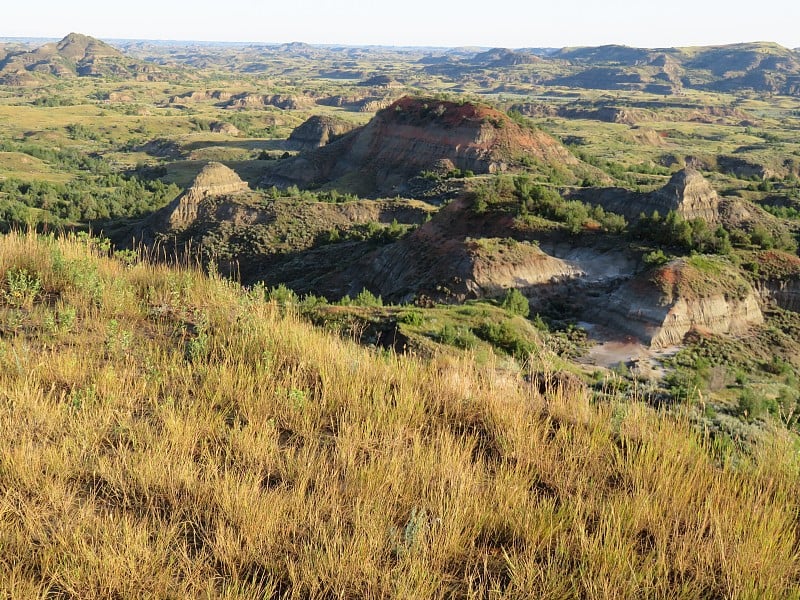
<box><xmin>354</xmin><ymin>288</ymin><xmax>383</xmax><ymax>307</ymax></box>
<box><xmin>763</xmin><ymin>356</ymin><xmax>791</xmax><ymax>376</ymax></box>
<box><xmin>663</xmin><ymin>366</ymin><xmax>702</xmax><ymax>402</ymax></box>
<box><xmin>643</xmin><ymin>249</ymin><xmax>670</xmax><ymax>267</ymax></box>
<box><xmin>750</xmin><ymin>225</ymin><xmax>775</xmax><ymax>250</ymax></box>
<box><xmin>399</xmin><ymin>310</ymin><xmax>424</xmax><ymax>326</ymax></box>
<box><xmin>438</xmin><ymin>323</ymin><xmax>479</xmax><ymax>350</ymax></box>
<box><xmin>501</xmin><ymin>288</ymin><xmax>530</xmax><ymax>318</ymax></box>
<box><xmin>267</xmin><ymin>284</ymin><xmax>297</xmax><ymax>306</ymax></box>
<box><xmin>475</xmin><ymin>320</ymin><xmax>535</xmax><ymax>360</ymax></box>
<box><xmin>600</xmin><ymin>212</ymin><xmax>628</xmax><ymax>234</ymax></box>
<box><xmin>734</xmin><ymin>388</ymin><xmax>764</xmax><ymax>422</ymax></box>
<box><xmin>4</xmin><ymin>268</ymin><xmax>42</xmax><ymax>309</ymax></box>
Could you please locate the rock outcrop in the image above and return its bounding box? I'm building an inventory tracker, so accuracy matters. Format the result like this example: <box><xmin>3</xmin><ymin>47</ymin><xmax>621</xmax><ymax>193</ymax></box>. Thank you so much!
<box><xmin>288</xmin><ymin>115</ymin><xmax>358</xmax><ymax>150</ymax></box>
<box><xmin>466</xmin><ymin>239</ymin><xmax>583</xmax><ymax>298</ymax></box>
<box><xmin>334</xmin><ymin>199</ymin><xmax>583</xmax><ymax>303</ymax></box>
<box><xmin>598</xmin><ymin>258</ymin><xmax>763</xmax><ymax>349</ymax></box>
<box><xmin>209</xmin><ymin>121</ymin><xmax>241</xmax><ymax>136</ymax></box>
<box><xmin>577</xmin><ymin>168</ymin><xmax>721</xmax><ymax>223</ymax></box>
<box><xmin>649</xmin><ymin>168</ymin><xmax>721</xmax><ymax>222</ymax></box>
<box><xmin>717</xmin><ymin>156</ymin><xmax>776</xmax><ymax>180</ymax></box>
<box><xmin>648</xmin><ymin>294</ymin><xmax>762</xmax><ymax>349</ymax></box>
<box><xmin>225</xmin><ymin>93</ymin><xmax>314</xmax><ymax>110</ymax></box>
<box><xmin>161</xmin><ymin>162</ymin><xmax>249</xmax><ymax>229</ymax></box>
<box><xmin>760</xmin><ymin>279</ymin><xmax>800</xmax><ymax>313</ymax></box>
<box><xmin>169</xmin><ymin>90</ymin><xmax>233</xmax><ymax>104</ymax></box>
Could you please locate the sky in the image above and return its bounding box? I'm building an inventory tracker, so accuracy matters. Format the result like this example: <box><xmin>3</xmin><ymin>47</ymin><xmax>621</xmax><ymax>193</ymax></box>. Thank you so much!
<box><xmin>2</xmin><ymin>0</ymin><xmax>799</xmax><ymax>49</ymax></box>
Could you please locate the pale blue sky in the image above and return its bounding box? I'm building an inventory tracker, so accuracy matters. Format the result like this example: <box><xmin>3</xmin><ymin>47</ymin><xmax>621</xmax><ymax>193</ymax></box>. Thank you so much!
<box><xmin>3</xmin><ymin>0</ymin><xmax>799</xmax><ymax>49</ymax></box>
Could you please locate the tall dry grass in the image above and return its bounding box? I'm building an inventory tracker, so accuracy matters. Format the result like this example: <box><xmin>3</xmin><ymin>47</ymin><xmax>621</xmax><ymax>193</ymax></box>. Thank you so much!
<box><xmin>0</xmin><ymin>231</ymin><xmax>798</xmax><ymax>599</ymax></box>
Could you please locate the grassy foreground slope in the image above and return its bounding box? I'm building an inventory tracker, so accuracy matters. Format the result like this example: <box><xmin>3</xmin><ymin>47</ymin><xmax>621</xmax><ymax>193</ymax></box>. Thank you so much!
<box><xmin>0</xmin><ymin>232</ymin><xmax>799</xmax><ymax>599</ymax></box>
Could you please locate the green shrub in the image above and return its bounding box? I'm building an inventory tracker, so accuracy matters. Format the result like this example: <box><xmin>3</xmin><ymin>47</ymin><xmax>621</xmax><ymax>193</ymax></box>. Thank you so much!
<box><xmin>500</xmin><ymin>288</ymin><xmax>530</xmax><ymax>318</ymax></box>
<box><xmin>438</xmin><ymin>323</ymin><xmax>479</xmax><ymax>350</ymax></box>
<box><xmin>267</xmin><ymin>284</ymin><xmax>297</xmax><ymax>306</ymax></box>
<box><xmin>475</xmin><ymin>320</ymin><xmax>535</xmax><ymax>360</ymax></box>
<box><xmin>354</xmin><ymin>289</ymin><xmax>383</xmax><ymax>307</ymax></box>
<box><xmin>643</xmin><ymin>249</ymin><xmax>669</xmax><ymax>267</ymax></box>
<box><xmin>763</xmin><ymin>356</ymin><xmax>791</xmax><ymax>376</ymax></box>
<box><xmin>734</xmin><ymin>388</ymin><xmax>764</xmax><ymax>422</ymax></box>
<box><xmin>663</xmin><ymin>367</ymin><xmax>702</xmax><ymax>402</ymax></box>
<box><xmin>750</xmin><ymin>225</ymin><xmax>775</xmax><ymax>250</ymax></box>
<box><xmin>300</xmin><ymin>294</ymin><xmax>328</xmax><ymax>313</ymax></box>
<box><xmin>4</xmin><ymin>268</ymin><xmax>42</xmax><ymax>309</ymax></box>
<box><xmin>399</xmin><ymin>310</ymin><xmax>424</xmax><ymax>326</ymax></box>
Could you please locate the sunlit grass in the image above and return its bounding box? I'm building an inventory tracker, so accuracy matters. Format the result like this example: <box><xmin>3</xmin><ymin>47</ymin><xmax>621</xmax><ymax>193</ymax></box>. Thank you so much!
<box><xmin>0</xmin><ymin>230</ymin><xmax>798</xmax><ymax>598</ymax></box>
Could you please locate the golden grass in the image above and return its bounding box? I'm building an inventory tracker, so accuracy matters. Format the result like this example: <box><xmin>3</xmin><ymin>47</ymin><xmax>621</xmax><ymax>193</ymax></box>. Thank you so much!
<box><xmin>0</xmin><ymin>231</ymin><xmax>799</xmax><ymax>598</ymax></box>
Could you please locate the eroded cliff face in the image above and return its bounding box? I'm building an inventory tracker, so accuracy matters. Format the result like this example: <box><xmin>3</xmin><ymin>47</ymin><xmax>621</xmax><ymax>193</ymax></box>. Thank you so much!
<box><xmin>649</xmin><ymin>168</ymin><xmax>721</xmax><ymax>222</ymax></box>
<box><xmin>334</xmin><ymin>198</ymin><xmax>585</xmax><ymax>303</ymax></box>
<box><xmin>224</xmin><ymin>93</ymin><xmax>314</xmax><ymax>110</ymax></box>
<box><xmin>262</xmin><ymin>96</ymin><xmax>592</xmax><ymax>196</ymax></box>
<box><xmin>758</xmin><ymin>279</ymin><xmax>800</xmax><ymax>312</ymax></box>
<box><xmin>748</xmin><ymin>250</ymin><xmax>800</xmax><ymax>312</ymax></box>
<box><xmin>360</xmin><ymin>233</ymin><xmax>581</xmax><ymax>304</ymax></box>
<box><xmin>169</xmin><ymin>90</ymin><xmax>233</xmax><ymax>104</ymax></box>
<box><xmin>748</xmin><ymin>251</ymin><xmax>800</xmax><ymax>313</ymax></box>
<box><xmin>649</xmin><ymin>294</ymin><xmax>763</xmax><ymax>348</ymax></box>
<box><xmin>335</xmin><ymin>97</ymin><xmax>579</xmax><ymax>184</ymax></box>
<box><xmin>599</xmin><ymin>259</ymin><xmax>763</xmax><ymax>349</ymax></box>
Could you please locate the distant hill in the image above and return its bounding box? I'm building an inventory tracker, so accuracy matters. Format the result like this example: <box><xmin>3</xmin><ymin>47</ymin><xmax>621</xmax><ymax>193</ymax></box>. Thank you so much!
<box><xmin>547</xmin><ymin>42</ymin><xmax>800</xmax><ymax>95</ymax></box>
<box><xmin>0</xmin><ymin>32</ymin><xmax>161</xmax><ymax>84</ymax></box>
<box><xmin>414</xmin><ymin>41</ymin><xmax>800</xmax><ymax>96</ymax></box>
<box><xmin>75</xmin><ymin>38</ymin><xmax>800</xmax><ymax>97</ymax></box>
<box><xmin>552</xmin><ymin>44</ymin><xmax>656</xmax><ymax>65</ymax></box>
<box><xmin>469</xmin><ymin>48</ymin><xmax>541</xmax><ymax>67</ymax></box>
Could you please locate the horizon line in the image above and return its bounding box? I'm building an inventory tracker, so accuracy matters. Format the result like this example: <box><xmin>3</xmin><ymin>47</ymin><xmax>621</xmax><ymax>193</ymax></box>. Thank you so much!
<box><xmin>0</xmin><ymin>33</ymin><xmax>798</xmax><ymax>52</ymax></box>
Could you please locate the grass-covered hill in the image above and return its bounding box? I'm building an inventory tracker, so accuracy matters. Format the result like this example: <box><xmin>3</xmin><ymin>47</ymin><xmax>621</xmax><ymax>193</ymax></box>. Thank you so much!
<box><xmin>1</xmin><ymin>230</ymin><xmax>799</xmax><ymax>598</ymax></box>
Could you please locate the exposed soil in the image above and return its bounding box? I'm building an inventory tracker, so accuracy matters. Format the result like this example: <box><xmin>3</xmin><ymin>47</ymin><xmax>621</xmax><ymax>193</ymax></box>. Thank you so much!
<box><xmin>577</xmin><ymin>321</ymin><xmax>679</xmax><ymax>377</ymax></box>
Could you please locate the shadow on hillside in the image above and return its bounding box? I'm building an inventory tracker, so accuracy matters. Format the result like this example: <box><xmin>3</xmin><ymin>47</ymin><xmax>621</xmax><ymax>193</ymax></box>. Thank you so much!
<box><xmin>181</xmin><ymin>140</ymin><xmax>292</xmax><ymax>153</ymax></box>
